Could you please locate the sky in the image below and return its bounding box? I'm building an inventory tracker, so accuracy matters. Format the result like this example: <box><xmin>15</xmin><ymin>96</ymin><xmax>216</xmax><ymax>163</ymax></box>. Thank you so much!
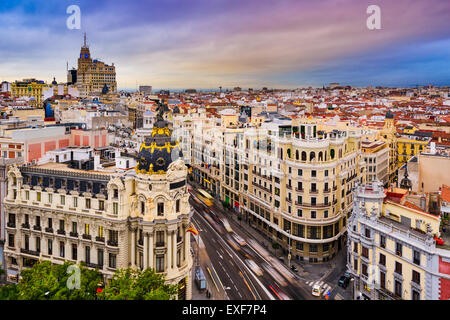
<box><xmin>0</xmin><ymin>0</ymin><xmax>450</xmax><ymax>90</ymax></box>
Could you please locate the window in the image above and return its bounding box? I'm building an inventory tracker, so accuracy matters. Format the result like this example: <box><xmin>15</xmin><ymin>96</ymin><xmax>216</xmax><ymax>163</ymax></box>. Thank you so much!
<box><xmin>412</xmin><ymin>290</ymin><xmax>420</xmax><ymax>300</ymax></box>
<box><xmin>48</xmin><ymin>193</ymin><xmax>53</xmax><ymax>203</ymax></box>
<box><xmin>59</xmin><ymin>220</ymin><xmax>65</xmax><ymax>231</ymax></box>
<box><xmin>48</xmin><ymin>239</ymin><xmax>53</xmax><ymax>255</ymax></box>
<box><xmin>72</xmin><ymin>244</ymin><xmax>77</xmax><ymax>260</ymax></box>
<box><xmin>37</xmin><ymin>192</ymin><xmax>41</xmax><ymax>202</ymax></box>
<box><xmin>309</xmin><ymin>244</ymin><xmax>318</xmax><ymax>253</ymax></box>
<box><xmin>394</xmin><ymin>280</ymin><xmax>402</xmax><ymax>297</ymax></box>
<box><xmin>176</xmin><ymin>199</ymin><xmax>180</xmax><ymax>213</ymax></box>
<box><xmin>323</xmin><ymin>243</ymin><xmax>329</xmax><ymax>252</ymax></box>
<box><xmin>298</xmin><ymin>169</ymin><xmax>302</xmax><ymax>176</ymax></box>
<box><xmin>311</xmin><ymin>211</ymin><xmax>316</xmax><ymax>219</ymax></box>
<box><xmin>395</xmin><ymin>261</ymin><xmax>402</xmax><ymax>275</ymax></box>
<box><xmin>296</xmin><ymin>242</ymin><xmax>303</xmax><ymax>250</ymax></box>
<box><xmin>36</xmin><ymin>237</ymin><xmax>40</xmax><ymax>252</ymax></box>
<box><xmin>98</xmin><ymin>226</ymin><xmax>103</xmax><ymax>238</ymax></box>
<box><xmin>413</xmin><ymin>250</ymin><xmax>420</xmax><ymax>265</ymax></box>
<box><xmin>86</xmin><ymin>198</ymin><xmax>91</xmax><ymax>209</ymax></box>
<box><xmin>311</xmin><ymin>170</ymin><xmax>316</xmax><ymax>178</ymax></box>
<box><xmin>8</xmin><ymin>234</ymin><xmax>14</xmax><ymax>247</ymax></box>
<box><xmin>73</xmin><ymin>197</ymin><xmax>78</xmax><ymax>207</ymax></box>
<box><xmin>60</xmin><ymin>195</ymin><xmax>65</xmax><ymax>205</ymax></box>
<box><xmin>354</xmin><ymin>259</ymin><xmax>358</xmax><ymax>272</ymax></box>
<box><xmin>72</xmin><ymin>221</ymin><xmax>77</xmax><ymax>233</ymax></box>
<box><xmin>109</xmin><ymin>253</ymin><xmax>117</xmax><ymax>268</ymax></box>
<box><xmin>113</xmin><ymin>202</ymin><xmax>118</xmax><ymax>215</ymax></box>
<box><xmin>59</xmin><ymin>242</ymin><xmax>65</xmax><ymax>258</ymax></box>
<box><xmin>156</xmin><ymin>231</ymin><xmax>165</xmax><ymax>246</ymax></box>
<box><xmin>380</xmin><ymin>271</ymin><xmax>386</xmax><ymax>289</ymax></box>
<box><xmin>362</xmin><ymin>246</ymin><xmax>369</xmax><ymax>258</ymax></box>
<box><xmin>396</xmin><ymin>242</ymin><xmax>402</xmax><ymax>256</ymax></box>
<box><xmin>362</xmin><ymin>263</ymin><xmax>368</xmax><ymax>277</ymax></box>
<box><xmin>156</xmin><ymin>255</ymin><xmax>165</xmax><ymax>272</ymax></box>
<box><xmin>353</xmin><ymin>242</ymin><xmax>358</xmax><ymax>253</ymax></box>
<box><xmin>85</xmin><ymin>224</ymin><xmax>90</xmax><ymax>235</ymax></box>
<box><xmin>24</xmin><ymin>234</ymin><xmax>29</xmax><ymax>250</ymax></box>
<box><xmin>8</xmin><ymin>213</ymin><xmax>15</xmax><ymax>225</ymax></box>
<box><xmin>324</xmin><ymin>210</ymin><xmax>328</xmax><ymax>218</ymax></box>
<box><xmin>380</xmin><ymin>235</ymin><xmax>386</xmax><ymax>248</ymax></box>
<box><xmin>297</xmin><ymin>209</ymin><xmax>302</xmax><ymax>217</ymax></box>
<box><xmin>412</xmin><ymin>270</ymin><xmax>420</xmax><ymax>284</ymax></box>
<box><xmin>325</xmin><ymin>170</ymin><xmax>328</xmax><ymax>177</ymax></box>
<box><xmin>157</xmin><ymin>202</ymin><xmax>164</xmax><ymax>216</ymax></box>
<box><xmin>365</xmin><ymin>228</ymin><xmax>371</xmax><ymax>238</ymax></box>
<box><xmin>98</xmin><ymin>249</ymin><xmax>104</xmax><ymax>266</ymax></box>
<box><xmin>85</xmin><ymin>246</ymin><xmax>91</xmax><ymax>264</ymax></box>
<box><xmin>99</xmin><ymin>200</ymin><xmax>104</xmax><ymax>211</ymax></box>
<box><xmin>25</xmin><ymin>191</ymin><xmax>29</xmax><ymax>200</ymax></box>
<box><xmin>379</xmin><ymin>253</ymin><xmax>386</xmax><ymax>266</ymax></box>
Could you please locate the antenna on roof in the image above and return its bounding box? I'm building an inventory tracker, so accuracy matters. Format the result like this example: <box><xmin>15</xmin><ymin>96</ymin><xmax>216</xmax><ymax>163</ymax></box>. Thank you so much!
<box><xmin>84</xmin><ymin>32</ymin><xmax>87</xmax><ymax>47</ymax></box>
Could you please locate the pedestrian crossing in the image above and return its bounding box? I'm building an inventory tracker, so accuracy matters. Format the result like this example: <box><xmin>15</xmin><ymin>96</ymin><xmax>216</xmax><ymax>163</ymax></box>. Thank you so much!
<box><xmin>306</xmin><ymin>280</ymin><xmax>333</xmax><ymax>297</ymax></box>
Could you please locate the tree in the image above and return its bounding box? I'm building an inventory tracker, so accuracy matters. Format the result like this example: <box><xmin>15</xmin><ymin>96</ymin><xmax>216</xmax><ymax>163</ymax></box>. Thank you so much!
<box><xmin>0</xmin><ymin>284</ymin><xmax>19</xmax><ymax>300</ymax></box>
<box><xmin>98</xmin><ymin>267</ymin><xmax>178</xmax><ymax>300</ymax></box>
<box><xmin>5</xmin><ymin>261</ymin><xmax>103</xmax><ymax>300</ymax></box>
<box><xmin>272</xmin><ymin>242</ymin><xmax>280</xmax><ymax>256</ymax></box>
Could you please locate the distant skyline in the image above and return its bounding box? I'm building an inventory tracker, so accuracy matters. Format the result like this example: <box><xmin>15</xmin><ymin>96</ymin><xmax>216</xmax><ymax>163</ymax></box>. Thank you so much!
<box><xmin>1</xmin><ymin>0</ymin><xmax>450</xmax><ymax>90</ymax></box>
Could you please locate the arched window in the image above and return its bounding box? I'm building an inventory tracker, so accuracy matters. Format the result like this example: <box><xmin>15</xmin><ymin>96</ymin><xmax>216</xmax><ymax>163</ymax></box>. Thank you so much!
<box><xmin>301</xmin><ymin>151</ymin><xmax>307</xmax><ymax>161</ymax></box>
<box><xmin>330</xmin><ymin>149</ymin><xmax>335</xmax><ymax>159</ymax></box>
<box><xmin>287</xmin><ymin>148</ymin><xmax>291</xmax><ymax>159</ymax></box>
<box><xmin>324</xmin><ymin>151</ymin><xmax>327</xmax><ymax>161</ymax></box>
<box><xmin>296</xmin><ymin>150</ymin><xmax>299</xmax><ymax>160</ymax></box>
<box><xmin>339</xmin><ymin>149</ymin><xmax>342</xmax><ymax>158</ymax></box>
<box><xmin>318</xmin><ymin>151</ymin><xmax>323</xmax><ymax>161</ymax></box>
<box><xmin>310</xmin><ymin>152</ymin><xmax>315</xmax><ymax>162</ymax></box>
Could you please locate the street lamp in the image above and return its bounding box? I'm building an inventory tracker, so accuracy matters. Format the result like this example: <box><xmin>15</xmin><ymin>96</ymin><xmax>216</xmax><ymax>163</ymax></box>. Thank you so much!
<box><xmin>287</xmin><ymin>229</ymin><xmax>291</xmax><ymax>268</ymax></box>
<box><xmin>350</xmin><ymin>278</ymin><xmax>355</xmax><ymax>300</ymax></box>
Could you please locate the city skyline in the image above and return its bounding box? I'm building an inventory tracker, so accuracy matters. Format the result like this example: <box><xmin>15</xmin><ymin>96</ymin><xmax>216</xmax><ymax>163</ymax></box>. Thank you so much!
<box><xmin>1</xmin><ymin>0</ymin><xmax>450</xmax><ymax>90</ymax></box>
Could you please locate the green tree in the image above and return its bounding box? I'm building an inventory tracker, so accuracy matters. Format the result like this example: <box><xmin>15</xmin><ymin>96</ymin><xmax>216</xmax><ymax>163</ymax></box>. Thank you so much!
<box><xmin>272</xmin><ymin>242</ymin><xmax>280</xmax><ymax>256</ymax></box>
<box><xmin>11</xmin><ymin>261</ymin><xmax>102</xmax><ymax>300</ymax></box>
<box><xmin>98</xmin><ymin>267</ymin><xmax>178</xmax><ymax>300</ymax></box>
<box><xmin>0</xmin><ymin>284</ymin><xmax>19</xmax><ymax>300</ymax></box>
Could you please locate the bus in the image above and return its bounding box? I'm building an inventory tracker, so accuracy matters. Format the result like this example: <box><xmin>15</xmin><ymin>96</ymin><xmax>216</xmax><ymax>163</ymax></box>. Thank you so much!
<box><xmin>197</xmin><ymin>189</ymin><xmax>213</xmax><ymax>207</ymax></box>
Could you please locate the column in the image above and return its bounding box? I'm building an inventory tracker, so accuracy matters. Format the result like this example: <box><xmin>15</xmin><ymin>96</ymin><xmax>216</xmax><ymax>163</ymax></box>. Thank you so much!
<box><xmin>131</xmin><ymin>229</ymin><xmax>136</xmax><ymax>267</ymax></box>
<box><xmin>167</xmin><ymin>231</ymin><xmax>172</xmax><ymax>271</ymax></box>
<box><xmin>148</xmin><ymin>231</ymin><xmax>154</xmax><ymax>269</ymax></box>
<box><xmin>143</xmin><ymin>232</ymin><xmax>148</xmax><ymax>269</ymax></box>
<box><xmin>172</xmin><ymin>230</ymin><xmax>176</xmax><ymax>269</ymax></box>
<box><xmin>183</xmin><ymin>225</ymin><xmax>188</xmax><ymax>264</ymax></box>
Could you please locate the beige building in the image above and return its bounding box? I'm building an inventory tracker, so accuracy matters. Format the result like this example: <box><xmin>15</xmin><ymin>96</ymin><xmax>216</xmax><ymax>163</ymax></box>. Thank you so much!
<box><xmin>361</xmin><ymin>140</ymin><xmax>389</xmax><ymax>185</ymax></box>
<box><xmin>3</xmin><ymin>116</ymin><xmax>193</xmax><ymax>299</ymax></box>
<box><xmin>347</xmin><ymin>182</ymin><xmax>450</xmax><ymax>300</ymax></box>
<box><xmin>189</xmin><ymin>114</ymin><xmax>366</xmax><ymax>262</ymax></box>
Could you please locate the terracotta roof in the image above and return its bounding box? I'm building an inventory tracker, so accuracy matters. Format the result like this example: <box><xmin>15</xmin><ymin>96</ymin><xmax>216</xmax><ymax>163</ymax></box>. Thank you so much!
<box><xmin>442</xmin><ymin>184</ymin><xmax>450</xmax><ymax>203</ymax></box>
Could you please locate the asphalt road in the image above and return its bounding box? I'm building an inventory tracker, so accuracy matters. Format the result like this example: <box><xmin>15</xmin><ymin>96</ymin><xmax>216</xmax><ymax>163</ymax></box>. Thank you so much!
<box><xmin>189</xmin><ymin>193</ymin><xmax>316</xmax><ymax>300</ymax></box>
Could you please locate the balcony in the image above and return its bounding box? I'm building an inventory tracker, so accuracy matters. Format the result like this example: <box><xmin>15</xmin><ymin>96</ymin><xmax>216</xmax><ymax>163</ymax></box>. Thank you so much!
<box><xmin>84</xmin><ymin>262</ymin><xmax>103</xmax><ymax>269</ymax></box>
<box><xmin>155</xmin><ymin>242</ymin><xmax>165</xmax><ymax>247</ymax></box>
<box><xmin>33</xmin><ymin>225</ymin><xmax>41</xmax><ymax>231</ymax></box>
<box><xmin>286</xmin><ymin>185</ymin><xmax>292</xmax><ymax>190</ymax></box>
<box><xmin>323</xmin><ymin>188</ymin><xmax>331</xmax><ymax>193</ymax></box>
<box><xmin>20</xmin><ymin>248</ymin><xmax>40</xmax><ymax>256</ymax></box>
<box><xmin>7</xmin><ymin>222</ymin><xmax>16</xmax><ymax>228</ymax></box>
<box><xmin>285</xmin><ymin>198</ymin><xmax>292</xmax><ymax>203</ymax></box>
<box><xmin>309</xmin><ymin>189</ymin><xmax>318</xmax><ymax>194</ymax></box>
<box><xmin>82</xmin><ymin>234</ymin><xmax>92</xmax><ymax>240</ymax></box>
<box><xmin>107</xmin><ymin>240</ymin><xmax>118</xmax><ymax>247</ymax></box>
<box><xmin>295</xmin><ymin>188</ymin><xmax>304</xmax><ymax>193</ymax></box>
<box><xmin>95</xmin><ymin>236</ymin><xmax>105</xmax><ymax>243</ymax></box>
<box><xmin>45</xmin><ymin>227</ymin><xmax>53</xmax><ymax>233</ymax></box>
<box><xmin>333</xmin><ymin>185</ymin><xmax>337</xmax><ymax>191</ymax></box>
<box><xmin>57</xmin><ymin>229</ymin><xmax>66</xmax><ymax>235</ymax></box>
<box><xmin>21</xmin><ymin>223</ymin><xmax>30</xmax><ymax>229</ymax></box>
<box><xmin>69</xmin><ymin>232</ymin><xmax>79</xmax><ymax>238</ymax></box>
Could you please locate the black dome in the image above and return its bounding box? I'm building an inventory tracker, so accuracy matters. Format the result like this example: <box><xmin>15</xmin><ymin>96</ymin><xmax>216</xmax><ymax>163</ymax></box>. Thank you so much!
<box><xmin>136</xmin><ymin>102</ymin><xmax>180</xmax><ymax>174</ymax></box>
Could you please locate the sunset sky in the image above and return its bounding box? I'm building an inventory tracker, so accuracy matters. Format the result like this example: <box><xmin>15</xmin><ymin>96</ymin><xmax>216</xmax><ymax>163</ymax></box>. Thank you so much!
<box><xmin>1</xmin><ymin>0</ymin><xmax>449</xmax><ymax>90</ymax></box>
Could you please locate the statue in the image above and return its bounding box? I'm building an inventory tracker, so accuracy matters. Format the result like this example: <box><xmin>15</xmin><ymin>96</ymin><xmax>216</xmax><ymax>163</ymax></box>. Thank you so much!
<box><xmin>155</xmin><ymin>101</ymin><xmax>166</xmax><ymax>122</ymax></box>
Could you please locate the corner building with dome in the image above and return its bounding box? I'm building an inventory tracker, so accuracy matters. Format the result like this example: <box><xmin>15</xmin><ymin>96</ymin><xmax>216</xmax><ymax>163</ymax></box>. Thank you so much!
<box><xmin>3</xmin><ymin>105</ymin><xmax>193</xmax><ymax>299</ymax></box>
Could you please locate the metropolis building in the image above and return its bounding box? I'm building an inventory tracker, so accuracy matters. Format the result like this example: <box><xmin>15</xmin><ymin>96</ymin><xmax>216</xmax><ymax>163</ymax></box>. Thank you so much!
<box><xmin>3</xmin><ymin>106</ymin><xmax>193</xmax><ymax>299</ymax></box>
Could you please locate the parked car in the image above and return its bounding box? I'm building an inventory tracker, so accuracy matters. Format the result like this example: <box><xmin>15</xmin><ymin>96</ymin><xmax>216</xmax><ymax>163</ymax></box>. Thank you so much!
<box><xmin>344</xmin><ymin>271</ymin><xmax>352</xmax><ymax>279</ymax></box>
<box><xmin>338</xmin><ymin>275</ymin><xmax>350</xmax><ymax>289</ymax></box>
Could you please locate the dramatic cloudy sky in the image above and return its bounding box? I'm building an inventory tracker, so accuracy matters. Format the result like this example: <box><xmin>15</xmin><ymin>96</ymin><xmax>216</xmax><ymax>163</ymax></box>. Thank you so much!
<box><xmin>1</xmin><ymin>0</ymin><xmax>449</xmax><ymax>89</ymax></box>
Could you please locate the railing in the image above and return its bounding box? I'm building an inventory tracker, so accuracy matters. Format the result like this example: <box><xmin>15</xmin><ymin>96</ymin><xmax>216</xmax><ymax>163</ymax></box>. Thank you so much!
<box><xmin>155</xmin><ymin>242</ymin><xmax>165</xmax><ymax>247</ymax></box>
<box><xmin>82</xmin><ymin>234</ymin><xmax>92</xmax><ymax>240</ymax></box>
<box><xmin>21</xmin><ymin>223</ymin><xmax>30</xmax><ymax>229</ymax></box>
<box><xmin>309</xmin><ymin>189</ymin><xmax>318</xmax><ymax>194</ymax></box>
<box><xmin>7</xmin><ymin>222</ymin><xmax>16</xmax><ymax>228</ymax></box>
<box><xmin>95</xmin><ymin>236</ymin><xmax>105</xmax><ymax>242</ymax></box>
<box><xmin>69</xmin><ymin>232</ymin><xmax>79</xmax><ymax>238</ymax></box>
<box><xmin>33</xmin><ymin>225</ymin><xmax>41</xmax><ymax>231</ymax></box>
<box><xmin>45</xmin><ymin>227</ymin><xmax>53</xmax><ymax>233</ymax></box>
<box><xmin>324</xmin><ymin>189</ymin><xmax>331</xmax><ymax>193</ymax></box>
<box><xmin>84</xmin><ymin>262</ymin><xmax>103</xmax><ymax>269</ymax></box>
<box><xmin>295</xmin><ymin>188</ymin><xmax>304</xmax><ymax>192</ymax></box>
<box><xmin>57</xmin><ymin>229</ymin><xmax>66</xmax><ymax>235</ymax></box>
<box><xmin>107</xmin><ymin>240</ymin><xmax>118</xmax><ymax>247</ymax></box>
<box><xmin>21</xmin><ymin>248</ymin><xmax>40</xmax><ymax>256</ymax></box>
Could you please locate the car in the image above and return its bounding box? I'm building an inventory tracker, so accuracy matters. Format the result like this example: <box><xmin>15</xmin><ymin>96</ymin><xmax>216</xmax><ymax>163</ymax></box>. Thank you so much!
<box><xmin>232</xmin><ymin>233</ymin><xmax>247</xmax><ymax>246</ymax></box>
<box><xmin>245</xmin><ymin>259</ymin><xmax>263</xmax><ymax>276</ymax></box>
<box><xmin>338</xmin><ymin>275</ymin><xmax>350</xmax><ymax>289</ymax></box>
<box><xmin>312</xmin><ymin>284</ymin><xmax>321</xmax><ymax>297</ymax></box>
<box><xmin>291</xmin><ymin>265</ymin><xmax>298</xmax><ymax>273</ymax></box>
<box><xmin>344</xmin><ymin>271</ymin><xmax>352</xmax><ymax>279</ymax></box>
